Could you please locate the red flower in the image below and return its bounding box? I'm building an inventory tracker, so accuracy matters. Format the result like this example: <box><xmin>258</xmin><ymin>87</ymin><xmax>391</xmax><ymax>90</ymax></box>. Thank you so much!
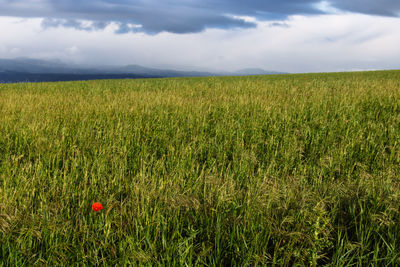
<box><xmin>92</xmin><ymin>202</ymin><xmax>103</xmax><ymax>211</ymax></box>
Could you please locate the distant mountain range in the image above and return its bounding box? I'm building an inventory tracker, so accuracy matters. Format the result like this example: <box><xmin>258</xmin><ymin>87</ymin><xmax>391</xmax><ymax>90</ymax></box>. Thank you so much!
<box><xmin>0</xmin><ymin>58</ymin><xmax>285</xmax><ymax>83</ymax></box>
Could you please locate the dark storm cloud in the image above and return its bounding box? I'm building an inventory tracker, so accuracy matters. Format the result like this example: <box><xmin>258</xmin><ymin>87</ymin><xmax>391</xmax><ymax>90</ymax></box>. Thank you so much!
<box><xmin>0</xmin><ymin>0</ymin><xmax>320</xmax><ymax>33</ymax></box>
<box><xmin>0</xmin><ymin>0</ymin><xmax>399</xmax><ymax>34</ymax></box>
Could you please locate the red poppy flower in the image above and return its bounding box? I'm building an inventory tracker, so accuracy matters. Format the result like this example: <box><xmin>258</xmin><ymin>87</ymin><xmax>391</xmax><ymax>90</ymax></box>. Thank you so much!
<box><xmin>92</xmin><ymin>202</ymin><xmax>103</xmax><ymax>211</ymax></box>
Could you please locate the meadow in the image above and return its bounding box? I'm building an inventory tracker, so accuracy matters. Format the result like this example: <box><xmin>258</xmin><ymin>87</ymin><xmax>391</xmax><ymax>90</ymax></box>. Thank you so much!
<box><xmin>1</xmin><ymin>71</ymin><xmax>400</xmax><ymax>265</ymax></box>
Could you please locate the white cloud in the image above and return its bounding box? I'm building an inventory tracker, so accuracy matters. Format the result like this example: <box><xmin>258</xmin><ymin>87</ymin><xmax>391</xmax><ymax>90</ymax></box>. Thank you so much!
<box><xmin>10</xmin><ymin>47</ymin><xmax>21</xmax><ymax>54</ymax></box>
<box><xmin>0</xmin><ymin>14</ymin><xmax>399</xmax><ymax>72</ymax></box>
<box><xmin>314</xmin><ymin>1</ymin><xmax>342</xmax><ymax>14</ymax></box>
<box><xmin>65</xmin><ymin>46</ymin><xmax>79</xmax><ymax>55</ymax></box>
<box><xmin>0</xmin><ymin>44</ymin><xmax>6</xmax><ymax>54</ymax></box>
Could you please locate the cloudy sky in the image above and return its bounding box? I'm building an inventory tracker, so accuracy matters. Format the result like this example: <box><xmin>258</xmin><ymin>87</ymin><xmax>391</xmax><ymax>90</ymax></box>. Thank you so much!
<box><xmin>1</xmin><ymin>0</ymin><xmax>400</xmax><ymax>72</ymax></box>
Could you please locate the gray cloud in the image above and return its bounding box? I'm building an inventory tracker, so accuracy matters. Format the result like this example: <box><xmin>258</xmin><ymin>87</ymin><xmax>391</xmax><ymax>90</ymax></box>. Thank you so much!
<box><xmin>331</xmin><ymin>0</ymin><xmax>400</xmax><ymax>17</ymax></box>
<box><xmin>41</xmin><ymin>19</ymin><xmax>103</xmax><ymax>34</ymax></box>
<box><xmin>269</xmin><ymin>22</ymin><xmax>290</xmax><ymax>28</ymax></box>
<box><xmin>0</xmin><ymin>0</ymin><xmax>399</xmax><ymax>34</ymax></box>
<box><xmin>0</xmin><ymin>0</ymin><xmax>321</xmax><ymax>34</ymax></box>
<box><xmin>41</xmin><ymin>18</ymin><xmax>109</xmax><ymax>31</ymax></box>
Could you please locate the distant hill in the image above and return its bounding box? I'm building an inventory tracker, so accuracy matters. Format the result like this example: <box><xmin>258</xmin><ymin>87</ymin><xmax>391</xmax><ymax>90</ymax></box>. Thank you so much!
<box><xmin>0</xmin><ymin>58</ymin><xmax>83</xmax><ymax>74</ymax></box>
<box><xmin>0</xmin><ymin>71</ymin><xmax>156</xmax><ymax>83</ymax></box>
<box><xmin>233</xmin><ymin>68</ymin><xmax>284</xmax><ymax>76</ymax></box>
<box><xmin>0</xmin><ymin>58</ymin><xmax>285</xmax><ymax>83</ymax></box>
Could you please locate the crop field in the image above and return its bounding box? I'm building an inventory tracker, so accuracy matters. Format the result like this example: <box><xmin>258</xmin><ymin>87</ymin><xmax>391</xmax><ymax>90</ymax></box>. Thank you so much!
<box><xmin>1</xmin><ymin>71</ymin><xmax>400</xmax><ymax>265</ymax></box>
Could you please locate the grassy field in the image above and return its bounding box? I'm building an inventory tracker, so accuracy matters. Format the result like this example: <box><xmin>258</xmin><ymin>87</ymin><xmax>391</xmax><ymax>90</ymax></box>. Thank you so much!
<box><xmin>1</xmin><ymin>71</ymin><xmax>400</xmax><ymax>265</ymax></box>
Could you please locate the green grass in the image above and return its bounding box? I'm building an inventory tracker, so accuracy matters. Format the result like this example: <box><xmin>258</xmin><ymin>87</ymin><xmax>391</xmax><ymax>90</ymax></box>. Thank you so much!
<box><xmin>1</xmin><ymin>71</ymin><xmax>400</xmax><ymax>265</ymax></box>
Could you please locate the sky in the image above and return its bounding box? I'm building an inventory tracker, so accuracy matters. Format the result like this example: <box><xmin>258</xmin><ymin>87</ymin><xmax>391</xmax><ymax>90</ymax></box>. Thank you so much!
<box><xmin>0</xmin><ymin>0</ymin><xmax>400</xmax><ymax>73</ymax></box>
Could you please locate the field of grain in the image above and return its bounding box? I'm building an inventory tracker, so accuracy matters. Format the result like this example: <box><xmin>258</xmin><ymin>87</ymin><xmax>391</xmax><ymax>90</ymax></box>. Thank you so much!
<box><xmin>1</xmin><ymin>71</ymin><xmax>400</xmax><ymax>265</ymax></box>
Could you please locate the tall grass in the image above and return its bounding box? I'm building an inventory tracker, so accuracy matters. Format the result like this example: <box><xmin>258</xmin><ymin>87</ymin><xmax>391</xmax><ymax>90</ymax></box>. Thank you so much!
<box><xmin>1</xmin><ymin>71</ymin><xmax>400</xmax><ymax>265</ymax></box>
